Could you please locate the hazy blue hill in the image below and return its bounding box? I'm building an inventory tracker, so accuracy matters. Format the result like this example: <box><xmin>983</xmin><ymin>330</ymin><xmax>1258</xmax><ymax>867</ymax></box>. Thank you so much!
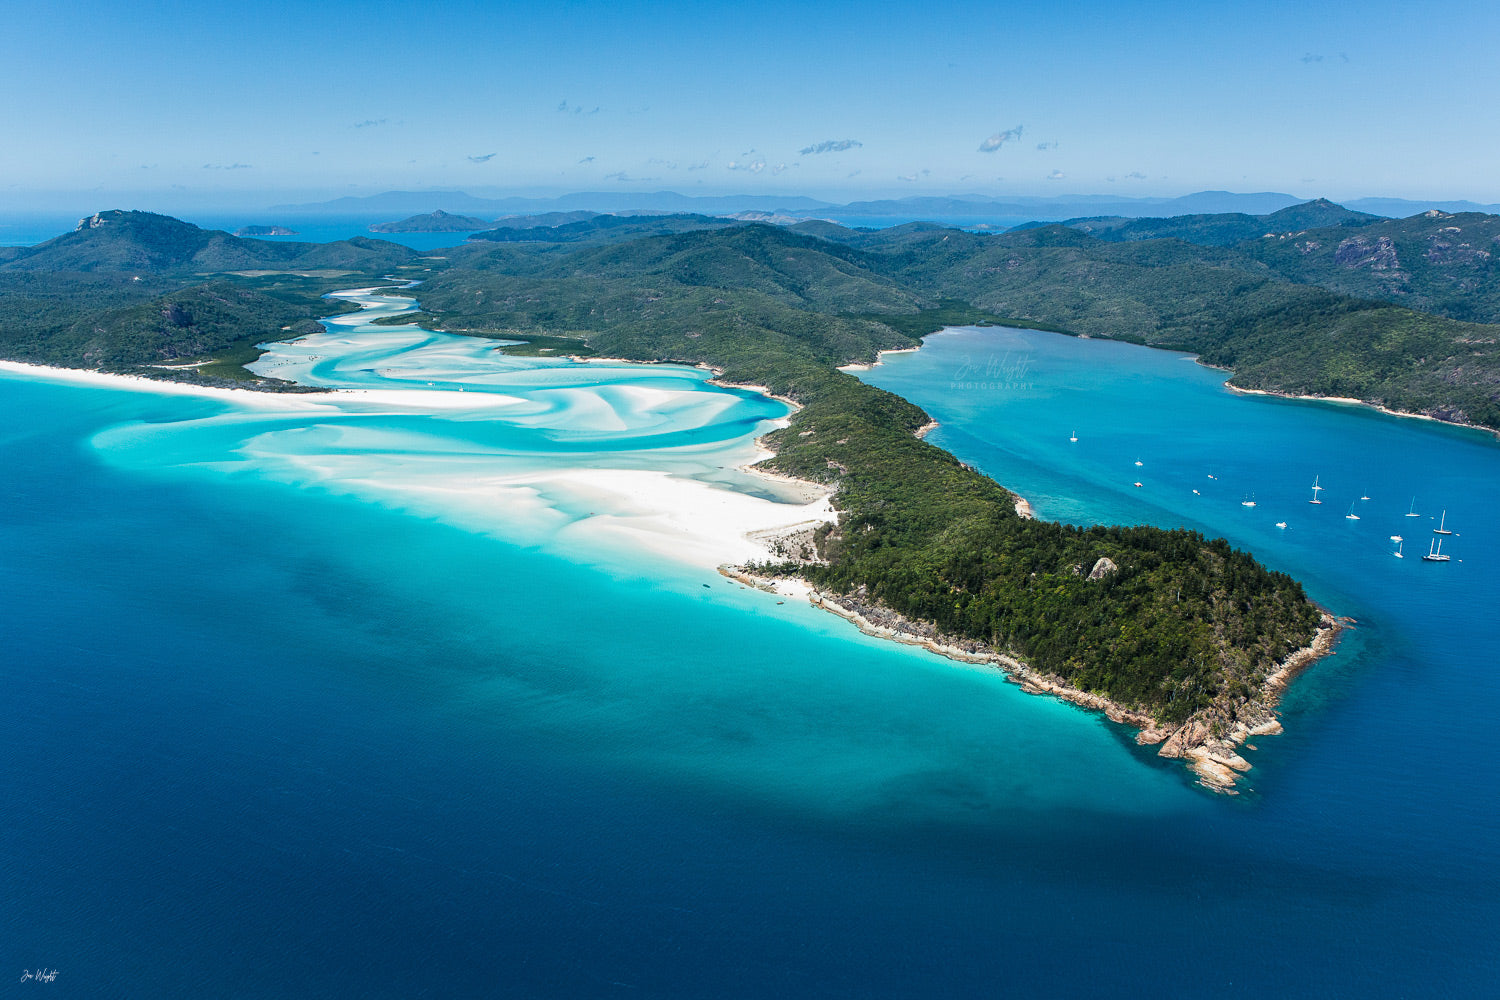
<box><xmin>466</xmin><ymin>213</ymin><xmax>740</xmax><ymax>245</ymax></box>
<box><xmin>370</xmin><ymin>210</ymin><xmax>493</xmax><ymax>233</ymax></box>
<box><xmin>273</xmin><ymin>190</ymin><xmax>834</xmax><ymax>217</ymax></box>
<box><xmin>834</xmin><ymin>191</ymin><xmax>1303</xmax><ymax>220</ymax></box>
<box><xmin>273</xmin><ymin>188</ymin><xmax>1316</xmax><ymax>222</ymax></box>
<box><xmin>1</xmin><ymin>210</ymin><xmax>417</xmax><ymax>275</ymax></box>
<box><xmin>233</xmin><ymin>225</ymin><xmax>297</xmax><ymax>236</ymax></box>
<box><xmin>487</xmin><ymin>211</ymin><xmax>599</xmax><ymax>229</ymax></box>
<box><xmin>786</xmin><ymin>220</ymin><xmax>864</xmax><ymax>242</ymax></box>
<box><xmin>1345</xmin><ymin>196</ymin><xmax>1500</xmax><ymax>217</ymax></box>
<box><xmin>1046</xmin><ymin>200</ymin><xmax>1384</xmax><ymax>248</ymax></box>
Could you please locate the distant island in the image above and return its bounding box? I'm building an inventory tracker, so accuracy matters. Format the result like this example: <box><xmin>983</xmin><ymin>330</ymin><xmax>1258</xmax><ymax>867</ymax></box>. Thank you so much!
<box><xmin>370</xmin><ymin>210</ymin><xmax>493</xmax><ymax>233</ymax></box>
<box><xmin>19</xmin><ymin>199</ymin><xmax>1500</xmax><ymax>788</ymax></box>
<box><xmin>233</xmin><ymin>225</ymin><xmax>298</xmax><ymax>236</ymax></box>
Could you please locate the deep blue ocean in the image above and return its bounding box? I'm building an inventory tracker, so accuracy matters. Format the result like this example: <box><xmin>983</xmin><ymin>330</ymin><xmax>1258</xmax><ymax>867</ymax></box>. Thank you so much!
<box><xmin>3</xmin><ymin>305</ymin><xmax>1498</xmax><ymax>995</ymax></box>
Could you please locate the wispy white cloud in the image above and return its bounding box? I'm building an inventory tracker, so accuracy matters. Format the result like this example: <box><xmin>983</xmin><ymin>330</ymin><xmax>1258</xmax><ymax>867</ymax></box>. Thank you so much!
<box><xmin>1035</xmin><ymin>141</ymin><xmax>1059</xmax><ymax>151</ymax></box>
<box><xmin>896</xmin><ymin>169</ymin><xmax>931</xmax><ymax>182</ymax></box>
<box><xmin>577</xmin><ymin>156</ymin><xmax>595</xmax><ymax>164</ymax></box>
<box><xmin>467</xmin><ymin>153</ymin><xmax>496</xmax><ymax>164</ymax></box>
<box><xmin>202</xmin><ymin>162</ymin><xmax>251</xmax><ymax>170</ymax></box>
<box><xmin>978</xmin><ymin>126</ymin><xmax>1023</xmax><ymax>152</ymax></box>
<box><xmin>1046</xmin><ymin>169</ymin><xmax>1065</xmax><ymax>181</ymax></box>
<box><xmin>1300</xmin><ymin>52</ymin><xmax>1324</xmax><ymax>63</ymax></box>
<box><xmin>1124</xmin><ymin>171</ymin><xmax>1146</xmax><ymax>180</ymax></box>
<box><xmin>557</xmin><ymin>100</ymin><xmax>601</xmax><ymax>115</ymax></box>
<box><xmin>727</xmin><ymin>159</ymin><xmax>767</xmax><ymax>174</ymax></box>
<box><xmin>686</xmin><ymin>161</ymin><xmax>709</xmax><ymax>171</ymax></box>
<box><xmin>799</xmin><ymin>139</ymin><xmax>863</xmax><ymax>155</ymax></box>
<box><xmin>353</xmin><ymin>118</ymin><xmax>387</xmax><ymax>128</ymax></box>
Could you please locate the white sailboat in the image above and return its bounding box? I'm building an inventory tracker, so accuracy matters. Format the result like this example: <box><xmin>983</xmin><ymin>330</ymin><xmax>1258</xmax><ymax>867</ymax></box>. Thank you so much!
<box><xmin>1394</xmin><ymin>540</ymin><xmax>1403</xmax><ymax>558</ymax></box>
<box><xmin>1405</xmin><ymin>497</ymin><xmax>1420</xmax><ymax>517</ymax></box>
<box><xmin>1275</xmin><ymin>521</ymin><xmax>1287</xmax><ymax>529</ymax></box>
<box><xmin>1241</xmin><ymin>494</ymin><xmax>1257</xmax><ymax>507</ymax></box>
<box><xmin>1069</xmin><ymin>429</ymin><xmax>1077</xmax><ymax>443</ymax></box>
<box><xmin>1434</xmin><ymin>510</ymin><xmax>1453</xmax><ymax>536</ymax></box>
<box><xmin>1345</xmin><ymin>501</ymin><xmax>1360</xmax><ymax>521</ymax></box>
<box><xmin>1423</xmin><ymin>537</ymin><xmax>1451</xmax><ymax>562</ymax></box>
<box><xmin>1309</xmin><ymin>475</ymin><xmax>1323</xmax><ymax>504</ymax></box>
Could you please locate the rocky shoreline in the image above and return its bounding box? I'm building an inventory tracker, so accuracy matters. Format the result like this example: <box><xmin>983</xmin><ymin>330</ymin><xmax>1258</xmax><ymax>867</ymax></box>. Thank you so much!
<box><xmin>1198</xmin><ymin>367</ymin><xmax>1500</xmax><ymax>440</ymax></box>
<box><xmin>724</xmin><ymin>563</ymin><xmax>1341</xmax><ymax>793</ymax></box>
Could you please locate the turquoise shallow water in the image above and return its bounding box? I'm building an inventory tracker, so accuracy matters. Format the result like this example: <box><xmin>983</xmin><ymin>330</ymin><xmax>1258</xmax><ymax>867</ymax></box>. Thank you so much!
<box><xmin>3</xmin><ymin>311</ymin><xmax>1498</xmax><ymax>995</ymax></box>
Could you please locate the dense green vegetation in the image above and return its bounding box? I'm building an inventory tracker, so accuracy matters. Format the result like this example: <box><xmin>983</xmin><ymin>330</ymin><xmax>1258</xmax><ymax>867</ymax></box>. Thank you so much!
<box><xmin>824</xmin><ymin>221</ymin><xmax>1500</xmax><ymax>427</ymax></box>
<box><xmin>467</xmin><ymin>212</ymin><xmax>740</xmax><ymax>245</ymax></box>
<box><xmin>0</xmin><ymin>212</ymin><xmax>417</xmax><ymax>384</ymax></box>
<box><xmin>1048</xmin><ymin>198</ymin><xmax>1381</xmax><ymax>247</ymax></box>
<box><xmin>370</xmin><ymin>210</ymin><xmax>493</xmax><ymax>233</ymax></box>
<box><xmin>406</xmin><ymin>223</ymin><xmax>1323</xmax><ymax>724</ymax></box>
<box><xmin>1048</xmin><ymin>202</ymin><xmax>1500</xmax><ymax>326</ymax></box>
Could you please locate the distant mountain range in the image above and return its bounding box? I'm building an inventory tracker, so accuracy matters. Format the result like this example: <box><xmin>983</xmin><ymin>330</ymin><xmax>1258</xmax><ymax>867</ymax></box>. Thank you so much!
<box><xmin>272</xmin><ymin>189</ymin><xmax>1500</xmax><ymax>222</ymax></box>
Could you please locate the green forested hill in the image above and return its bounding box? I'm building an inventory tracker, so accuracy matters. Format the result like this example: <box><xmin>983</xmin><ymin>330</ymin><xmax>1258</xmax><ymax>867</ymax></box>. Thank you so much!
<box><xmin>370</xmin><ymin>210</ymin><xmax>492</xmax><ymax>233</ymax></box>
<box><xmin>829</xmin><ymin>223</ymin><xmax>1500</xmax><ymax>427</ymax></box>
<box><xmin>1052</xmin><ymin>198</ymin><xmax>1382</xmax><ymax>247</ymax></box>
<box><xmin>466</xmin><ymin>213</ymin><xmax>740</xmax><ymax>245</ymax></box>
<box><xmin>1237</xmin><ymin>210</ymin><xmax>1500</xmax><ymax>323</ymax></box>
<box><xmin>2</xmin><ymin>210</ymin><xmax>417</xmax><ymax>275</ymax></box>
<box><xmin>0</xmin><ymin>212</ymin><xmax>416</xmax><ymax>383</ymax></box>
<box><xmin>1042</xmin><ymin>201</ymin><xmax>1500</xmax><ymax>325</ymax></box>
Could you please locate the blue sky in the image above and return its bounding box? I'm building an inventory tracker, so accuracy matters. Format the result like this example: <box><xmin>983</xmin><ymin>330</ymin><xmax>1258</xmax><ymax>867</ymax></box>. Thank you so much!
<box><xmin>6</xmin><ymin>0</ymin><xmax>1499</xmax><ymax>210</ymax></box>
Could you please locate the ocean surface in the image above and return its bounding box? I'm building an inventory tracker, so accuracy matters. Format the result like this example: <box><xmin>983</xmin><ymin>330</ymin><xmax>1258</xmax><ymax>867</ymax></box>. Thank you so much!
<box><xmin>3</xmin><ymin>302</ymin><xmax>1498</xmax><ymax>995</ymax></box>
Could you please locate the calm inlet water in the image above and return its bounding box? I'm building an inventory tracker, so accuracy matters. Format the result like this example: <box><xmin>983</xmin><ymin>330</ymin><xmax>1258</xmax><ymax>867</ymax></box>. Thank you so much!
<box><xmin>3</xmin><ymin>306</ymin><xmax>1497</xmax><ymax>995</ymax></box>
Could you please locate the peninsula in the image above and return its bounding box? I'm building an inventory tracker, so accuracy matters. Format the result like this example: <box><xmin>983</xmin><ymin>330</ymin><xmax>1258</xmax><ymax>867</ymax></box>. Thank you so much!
<box><xmin>23</xmin><ymin>202</ymin><xmax>1498</xmax><ymax>788</ymax></box>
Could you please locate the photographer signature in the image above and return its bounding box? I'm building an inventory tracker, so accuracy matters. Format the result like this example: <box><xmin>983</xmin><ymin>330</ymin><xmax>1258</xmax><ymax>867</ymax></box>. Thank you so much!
<box><xmin>19</xmin><ymin>969</ymin><xmax>58</xmax><ymax>983</ymax></box>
